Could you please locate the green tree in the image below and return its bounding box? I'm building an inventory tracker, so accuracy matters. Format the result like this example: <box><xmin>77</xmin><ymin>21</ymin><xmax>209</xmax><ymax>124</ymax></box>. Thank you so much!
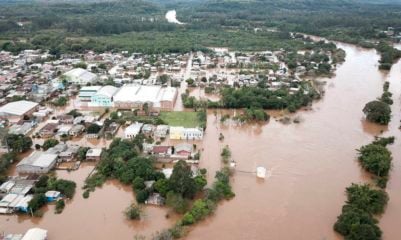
<box><xmin>132</xmin><ymin>177</ymin><xmax>145</xmax><ymax>191</ymax></box>
<box><xmin>154</xmin><ymin>178</ymin><xmax>170</xmax><ymax>197</ymax></box>
<box><xmin>166</xmin><ymin>191</ymin><xmax>189</xmax><ymax>214</ymax></box>
<box><xmin>42</xmin><ymin>138</ymin><xmax>59</xmax><ymax>151</ymax></box>
<box><xmin>28</xmin><ymin>193</ymin><xmax>47</xmax><ymax>212</ymax></box>
<box><xmin>5</xmin><ymin>134</ymin><xmax>32</xmax><ymax>153</ymax></box>
<box><xmin>346</xmin><ymin>184</ymin><xmax>388</xmax><ymax>215</ymax></box>
<box><xmin>169</xmin><ymin>160</ymin><xmax>197</xmax><ymax>199</ymax></box>
<box><xmin>86</xmin><ymin>123</ymin><xmax>102</xmax><ymax>134</ymax></box>
<box><xmin>334</xmin><ymin>205</ymin><xmax>381</xmax><ymax>239</ymax></box>
<box><xmin>55</xmin><ymin>199</ymin><xmax>65</xmax><ymax>214</ymax></box>
<box><xmin>363</xmin><ymin>100</ymin><xmax>391</xmax><ymax>125</ymax></box>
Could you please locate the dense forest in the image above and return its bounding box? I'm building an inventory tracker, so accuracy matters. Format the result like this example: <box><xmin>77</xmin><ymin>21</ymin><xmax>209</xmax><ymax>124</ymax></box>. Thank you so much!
<box><xmin>1</xmin><ymin>0</ymin><xmax>401</xmax><ymax>57</ymax></box>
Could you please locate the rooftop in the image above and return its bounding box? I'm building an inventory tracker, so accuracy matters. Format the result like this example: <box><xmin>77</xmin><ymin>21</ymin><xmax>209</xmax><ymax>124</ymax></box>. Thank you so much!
<box><xmin>0</xmin><ymin>100</ymin><xmax>38</xmax><ymax>116</ymax></box>
<box><xmin>17</xmin><ymin>151</ymin><xmax>58</xmax><ymax>169</ymax></box>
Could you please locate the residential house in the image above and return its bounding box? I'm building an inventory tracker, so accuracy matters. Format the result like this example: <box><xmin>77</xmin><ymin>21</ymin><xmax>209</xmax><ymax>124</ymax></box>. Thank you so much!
<box><xmin>57</xmin><ymin>114</ymin><xmax>74</xmax><ymax>124</ymax></box>
<box><xmin>69</xmin><ymin>124</ymin><xmax>85</xmax><ymax>136</ymax></box>
<box><xmin>57</xmin><ymin>125</ymin><xmax>72</xmax><ymax>136</ymax></box>
<box><xmin>86</xmin><ymin>148</ymin><xmax>103</xmax><ymax>161</ymax></box>
<box><xmin>174</xmin><ymin>143</ymin><xmax>193</xmax><ymax>157</ymax></box>
<box><xmin>151</xmin><ymin>146</ymin><xmax>173</xmax><ymax>157</ymax></box>
<box><xmin>169</xmin><ymin>127</ymin><xmax>203</xmax><ymax>140</ymax></box>
<box><xmin>38</xmin><ymin>123</ymin><xmax>58</xmax><ymax>138</ymax></box>
<box><xmin>145</xmin><ymin>193</ymin><xmax>165</xmax><ymax>206</ymax></box>
<box><xmin>141</xmin><ymin>124</ymin><xmax>155</xmax><ymax>136</ymax></box>
<box><xmin>45</xmin><ymin>191</ymin><xmax>61</xmax><ymax>202</ymax></box>
<box><xmin>124</xmin><ymin>122</ymin><xmax>143</xmax><ymax>139</ymax></box>
<box><xmin>154</xmin><ymin>125</ymin><xmax>169</xmax><ymax>139</ymax></box>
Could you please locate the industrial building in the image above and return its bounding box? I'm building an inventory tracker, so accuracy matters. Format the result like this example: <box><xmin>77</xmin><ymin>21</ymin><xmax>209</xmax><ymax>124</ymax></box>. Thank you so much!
<box><xmin>0</xmin><ymin>100</ymin><xmax>39</xmax><ymax>123</ymax></box>
<box><xmin>113</xmin><ymin>85</ymin><xmax>177</xmax><ymax>111</ymax></box>
<box><xmin>16</xmin><ymin>151</ymin><xmax>58</xmax><ymax>174</ymax></box>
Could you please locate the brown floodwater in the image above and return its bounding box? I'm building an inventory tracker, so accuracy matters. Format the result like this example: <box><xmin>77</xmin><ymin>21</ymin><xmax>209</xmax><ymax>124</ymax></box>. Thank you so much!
<box><xmin>0</xmin><ymin>163</ymin><xmax>178</xmax><ymax>239</ymax></box>
<box><xmin>189</xmin><ymin>42</ymin><xmax>401</xmax><ymax>240</ymax></box>
<box><xmin>2</xmin><ymin>42</ymin><xmax>401</xmax><ymax>239</ymax></box>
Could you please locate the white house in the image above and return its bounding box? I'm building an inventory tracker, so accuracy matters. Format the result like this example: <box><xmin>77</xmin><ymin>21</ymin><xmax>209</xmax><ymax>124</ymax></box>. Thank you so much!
<box><xmin>169</xmin><ymin>127</ymin><xmax>203</xmax><ymax>140</ymax></box>
<box><xmin>124</xmin><ymin>122</ymin><xmax>144</xmax><ymax>139</ymax></box>
<box><xmin>64</xmin><ymin>68</ymin><xmax>97</xmax><ymax>85</ymax></box>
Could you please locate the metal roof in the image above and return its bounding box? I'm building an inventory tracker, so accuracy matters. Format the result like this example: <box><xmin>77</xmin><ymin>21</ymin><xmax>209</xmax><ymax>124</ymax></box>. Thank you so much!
<box><xmin>0</xmin><ymin>100</ymin><xmax>38</xmax><ymax>116</ymax></box>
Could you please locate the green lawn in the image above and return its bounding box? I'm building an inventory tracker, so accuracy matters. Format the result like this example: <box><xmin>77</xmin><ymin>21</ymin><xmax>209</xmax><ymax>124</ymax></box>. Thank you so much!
<box><xmin>160</xmin><ymin>111</ymin><xmax>200</xmax><ymax>128</ymax></box>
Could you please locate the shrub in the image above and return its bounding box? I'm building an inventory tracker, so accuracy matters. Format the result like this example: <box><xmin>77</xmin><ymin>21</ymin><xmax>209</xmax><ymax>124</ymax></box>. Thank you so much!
<box><xmin>125</xmin><ymin>204</ymin><xmax>141</xmax><ymax>220</ymax></box>
<box><xmin>55</xmin><ymin>199</ymin><xmax>65</xmax><ymax>214</ymax></box>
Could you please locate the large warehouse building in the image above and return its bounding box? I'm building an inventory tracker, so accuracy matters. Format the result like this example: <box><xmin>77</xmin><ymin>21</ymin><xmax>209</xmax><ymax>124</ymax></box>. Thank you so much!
<box><xmin>16</xmin><ymin>151</ymin><xmax>58</xmax><ymax>174</ymax></box>
<box><xmin>113</xmin><ymin>85</ymin><xmax>178</xmax><ymax>111</ymax></box>
<box><xmin>0</xmin><ymin>100</ymin><xmax>39</xmax><ymax>123</ymax></box>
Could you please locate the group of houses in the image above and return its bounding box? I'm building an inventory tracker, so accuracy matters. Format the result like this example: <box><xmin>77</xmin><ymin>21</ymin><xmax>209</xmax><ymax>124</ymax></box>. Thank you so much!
<box><xmin>0</xmin><ymin>175</ymin><xmax>61</xmax><ymax>215</ymax></box>
<box><xmin>16</xmin><ymin>143</ymin><xmax>103</xmax><ymax>175</ymax></box>
<box><xmin>145</xmin><ymin>143</ymin><xmax>199</xmax><ymax>163</ymax></box>
<box><xmin>123</xmin><ymin>122</ymin><xmax>203</xmax><ymax>141</ymax></box>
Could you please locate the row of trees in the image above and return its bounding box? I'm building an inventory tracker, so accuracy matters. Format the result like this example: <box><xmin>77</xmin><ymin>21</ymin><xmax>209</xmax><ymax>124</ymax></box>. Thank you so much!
<box><xmin>335</xmin><ymin>137</ymin><xmax>394</xmax><ymax>239</ymax></box>
<box><xmin>220</xmin><ymin>86</ymin><xmax>318</xmax><ymax>112</ymax></box>
<box><xmin>357</xmin><ymin>137</ymin><xmax>394</xmax><ymax>188</ymax></box>
<box><xmin>334</xmin><ymin>184</ymin><xmax>388</xmax><ymax>240</ymax></box>
<box><xmin>377</xmin><ymin>42</ymin><xmax>401</xmax><ymax>70</ymax></box>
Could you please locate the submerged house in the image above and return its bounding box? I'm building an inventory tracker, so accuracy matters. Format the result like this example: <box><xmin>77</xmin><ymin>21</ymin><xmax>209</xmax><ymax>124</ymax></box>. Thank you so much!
<box><xmin>124</xmin><ymin>122</ymin><xmax>143</xmax><ymax>139</ymax></box>
<box><xmin>174</xmin><ymin>143</ymin><xmax>193</xmax><ymax>157</ymax></box>
<box><xmin>169</xmin><ymin>127</ymin><xmax>203</xmax><ymax>140</ymax></box>
<box><xmin>45</xmin><ymin>190</ymin><xmax>61</xmax><ymax>202</ymax></box>
<box><xmin>86</xmin><ymin>148</ymin><xmax>103</xmax><ymax>161</ymax></box>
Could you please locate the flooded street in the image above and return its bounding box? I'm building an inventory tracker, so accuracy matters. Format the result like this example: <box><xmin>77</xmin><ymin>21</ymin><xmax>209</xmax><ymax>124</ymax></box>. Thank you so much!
<box><xmin>0</xmin><ymin>163</ymin><xmax>178</xmax><ymax>239</ymax></box>
<box><xmin>2</xmin><ymin>42</ymin><xmax>401</xmax><ymax>239</ymax></box>
<box><xmin>191</xmin><ymin>43</ymin><xmax>401</xmax><ymax>239</ymax></box>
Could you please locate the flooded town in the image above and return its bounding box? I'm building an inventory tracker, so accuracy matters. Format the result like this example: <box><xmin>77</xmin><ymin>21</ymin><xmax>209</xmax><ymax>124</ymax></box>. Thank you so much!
<box><xmin>1</xmin><ymin>1</ymin><xmax>401</xmax><ymax>240</ymax></box>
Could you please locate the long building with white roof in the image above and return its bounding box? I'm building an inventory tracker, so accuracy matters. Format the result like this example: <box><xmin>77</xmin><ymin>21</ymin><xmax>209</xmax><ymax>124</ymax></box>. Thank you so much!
<box><xmin>113</xmin><ymin>85</ymin><xmax>177</xmax><ymax>111</ymax></box>
<box><xmin>16</xmin><ymin>151</ymin><xmax>58</xmax><ymax>174</ymax></box>
<box><xmin>0</xmin><ymin>100</ymin><xmax>39</xmax><ymax>123</ymax></box>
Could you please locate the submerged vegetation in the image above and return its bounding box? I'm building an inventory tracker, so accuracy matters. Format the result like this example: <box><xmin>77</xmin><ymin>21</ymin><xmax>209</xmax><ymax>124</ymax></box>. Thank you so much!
<box><xmin>335</xmin><ymin>137</ymin><xmax>394</xmax><ymax>239</ymax></box>
<box><xmin>363</xmin><ymin>81</ymin><xmax>393</xmax><ymax>125</ymax></box>
<box><xmin>166</xmin><ymin>146</ymin><xmax>234</xmax><ymax>238</ymax></box>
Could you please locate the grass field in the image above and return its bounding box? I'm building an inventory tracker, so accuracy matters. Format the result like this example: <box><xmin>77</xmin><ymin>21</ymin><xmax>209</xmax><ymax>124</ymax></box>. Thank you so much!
<box><xmin>160</xmin><ymin>111</ymin><xmax>200</xmax><ymax>128</ymax></box>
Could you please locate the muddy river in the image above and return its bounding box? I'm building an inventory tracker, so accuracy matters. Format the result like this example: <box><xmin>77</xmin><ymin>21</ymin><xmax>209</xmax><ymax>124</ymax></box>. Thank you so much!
<box><xmin>190</xmin><ymin>42</ymin><xmax>401</xmax><ymax>240</ymax></box>
<box><xmin>1</xmin><ymin>42</ymin><xmax>401</xmax><ymax>239</ymax></box>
